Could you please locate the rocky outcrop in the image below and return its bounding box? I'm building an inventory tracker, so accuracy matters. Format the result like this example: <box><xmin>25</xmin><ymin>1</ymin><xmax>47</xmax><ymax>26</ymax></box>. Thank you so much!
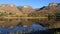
<box><xmin>17</xmin><ymin>6</ymin><xmax>35</xmax><ymax>14</ymax></box>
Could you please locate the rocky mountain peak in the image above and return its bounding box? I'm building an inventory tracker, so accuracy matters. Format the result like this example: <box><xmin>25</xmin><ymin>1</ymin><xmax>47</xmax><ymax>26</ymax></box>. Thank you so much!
<box><xmin>23</xmin><ymin>6</ymin><xmax>29</xmax><ymax>8</ymax></box>
<box><xmin>22</xmin><ymin>6</ymin><xmax>32</xmax><ymax>9</ymax></box>
<box><xmin>49</xmin><ymin>2</ymin><xmax>58</xmax><ymax>6</ymax></box>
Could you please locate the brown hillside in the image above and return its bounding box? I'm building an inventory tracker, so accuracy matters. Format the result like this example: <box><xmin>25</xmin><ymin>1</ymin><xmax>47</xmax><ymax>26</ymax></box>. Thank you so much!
<box><xmin>17</xmin><ymin>6</ymin><xmax>35</xmax><ymax>14</ymax></box>
<box><xmin>35</xmin><ymin>3</ymin><xmax>60</xmax><ymax>28</ymax></box>
<box><xmin>0</xmin><ymin>4</ymin><xmax>23</xmax><ymax>17</ymax></box>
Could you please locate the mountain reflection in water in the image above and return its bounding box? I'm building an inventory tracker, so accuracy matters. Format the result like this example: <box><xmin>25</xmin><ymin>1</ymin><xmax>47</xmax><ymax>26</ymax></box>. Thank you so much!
<box><xmin>0</xmin><ymin>24</ymin><xmax>49</xmax><ymax>34</ymax></box>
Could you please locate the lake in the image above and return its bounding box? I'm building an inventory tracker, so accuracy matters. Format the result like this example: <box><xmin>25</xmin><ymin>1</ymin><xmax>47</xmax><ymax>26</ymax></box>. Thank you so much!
<box><xmin>0</xmin><ymin>18</ymin><xmax>55</xmax><ymax>34</ymax></box>
<box><xmin>0</xmin><ymin>24</ymin><xmax>51</xmax><ymax>34</ymax></box>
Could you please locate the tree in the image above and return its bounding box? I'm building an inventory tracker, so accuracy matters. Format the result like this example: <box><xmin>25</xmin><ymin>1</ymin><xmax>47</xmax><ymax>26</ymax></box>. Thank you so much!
<box><xmin>55</xmin><ymin>12</ymin><xmax>60</xmax><ymax>21</ymax></box>
<box><xmin>48</xmin><ymin>14</ymin><xmax>55</xmax><ymax>20</ymax></box>
<box><xmin>28</xmin><ymin>12</ymin><xmax>41</xmax><ymax>17</ymax></box>
<box><xmin>9</xmin><ymin>12</ymin><xmax>15</xmax><ymax>15</ymax></box>
<box><xmin>0</xmin><ymin>12</ymin><xmax>8</xmax><ymax>16</ymax></box>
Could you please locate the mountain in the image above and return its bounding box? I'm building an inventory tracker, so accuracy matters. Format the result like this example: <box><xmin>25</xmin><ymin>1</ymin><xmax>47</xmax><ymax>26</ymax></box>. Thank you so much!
<box><xmin>0</xmin><ymin>4</ymin><xmax>23</xmax><ymax>17</ymax></box>
<box><xmin>0</xmin><ymin>3</ymin><xmax>60</xmax><ymax>28</ymax></box>
<box><xmin>17</xmin><ymin>6</ymin><xmax>35</xmax><ymax>14</ymax></box>
<box><xmin>35</xmin><ymin>2</ymin><xmax>60</xmax><ymax>28</ymax></box>
<box><xmin>26</xmin><ymin>2</ymin><xmax>60</xmax><ymax>28</ymax></box>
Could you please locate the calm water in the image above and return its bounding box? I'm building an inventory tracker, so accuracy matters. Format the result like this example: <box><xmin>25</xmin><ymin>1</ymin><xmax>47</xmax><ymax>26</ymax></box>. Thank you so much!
<box><xmin>0</xmin><ymin>24</ymin><xmax>50</xmax><ymax>34</ymax></box>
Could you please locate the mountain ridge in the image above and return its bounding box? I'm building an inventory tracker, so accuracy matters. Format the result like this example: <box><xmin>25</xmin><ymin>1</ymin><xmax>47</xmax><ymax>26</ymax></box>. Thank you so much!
<box><xmin>0</xmin><ymin>2</ymin><xmax>60</xmax><ymax>28</ymax></box>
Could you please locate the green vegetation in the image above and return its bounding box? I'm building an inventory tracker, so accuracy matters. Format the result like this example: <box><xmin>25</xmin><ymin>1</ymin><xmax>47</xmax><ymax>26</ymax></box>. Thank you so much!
<box><xmin>9</xmin><ymin>12</ymin><xmax>15</xmax><ymax>15</ymax></box>
<box><xmin>0</xmin><ymin>12</ymin><xmax>8</xmax><ymax>16</ymax></box>
<box><xmin>55</xmin><ymin>10</ymin><xmax>60</xmax><ymax>21</ymax></box>
<box><xmin>28</xmin><ymin>12</ymin><xmax>41</xmax><ymax>17</ymax></box>
<box><xmin>48</xmin><ymin>14</ymin><xmax>55</xmax><ymax>20</ymax></box>
<box><xmin>0</xmin><ymin>12</ymin><xmax>15</xmax><ymax>17</ymax></box>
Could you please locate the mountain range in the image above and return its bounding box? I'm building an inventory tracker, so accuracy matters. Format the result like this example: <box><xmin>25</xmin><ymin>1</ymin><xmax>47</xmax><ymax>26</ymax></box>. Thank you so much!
<box><xmin>0</xmin><ymin>2</ymin><xmax>60</xmax><ymax>28</ymax></box>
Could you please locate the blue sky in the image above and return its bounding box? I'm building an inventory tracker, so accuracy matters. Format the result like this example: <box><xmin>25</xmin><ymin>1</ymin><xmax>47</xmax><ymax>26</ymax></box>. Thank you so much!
<box><xmin>0</xmin><ymin>0</ymin><xmax>60</xmax><ymax>8</ymax></box>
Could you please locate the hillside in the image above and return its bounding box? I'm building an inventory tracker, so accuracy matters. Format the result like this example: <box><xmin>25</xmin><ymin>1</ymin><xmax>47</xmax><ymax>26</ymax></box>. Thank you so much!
<box><xmin>29</xmin><ymin>2</ymin><xmax>60</xmax><ymax>28</ymax></box>
<box><xmin>17</xmin><ymin>6</ymin><xmax>35</xmax><ymax>14</ymax></box>
<box><xmin>21</xmin><ymin>3</ymin><xmax>60</xmax><ymax>28</ymax></box>
<box><xmin>0</xmin><ymin>4</ymin><xmax>23</xmax><ymax>17</ymax></box>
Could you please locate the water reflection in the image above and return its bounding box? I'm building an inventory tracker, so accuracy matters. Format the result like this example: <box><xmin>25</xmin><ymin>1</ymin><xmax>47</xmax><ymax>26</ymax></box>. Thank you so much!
<box><xmin>0</xmin><ymin>17</ymin><xmax>53</xmax><ymax>34</ymax></box>
<box><xmin>0</xmin><ymin>24</ymin><xmax>49</xmax><ymax>34</ymax></box>
<box><xmin>0</xmin><ymin>17</ymin><xmax>49</xmax><ymax>28</ymax></box>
